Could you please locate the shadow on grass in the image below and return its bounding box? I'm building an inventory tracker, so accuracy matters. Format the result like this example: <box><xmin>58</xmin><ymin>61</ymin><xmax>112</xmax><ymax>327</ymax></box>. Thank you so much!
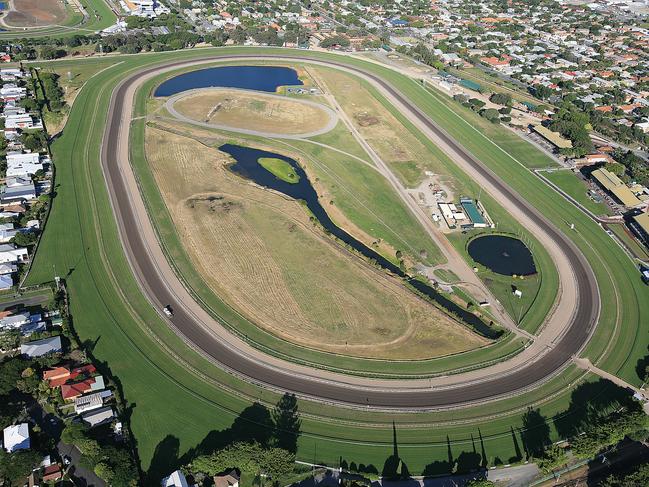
<box><xmin>145</xmin><ymin>393</ymin><xmax>302</xmax><ymax>485</ymax></box>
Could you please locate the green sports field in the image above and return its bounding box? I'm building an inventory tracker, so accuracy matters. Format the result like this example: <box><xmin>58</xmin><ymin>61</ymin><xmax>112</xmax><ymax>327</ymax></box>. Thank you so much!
<box><xmin>23</xmin><ymin>47</ymin><xmax>649</xmax><ymax>483</ymax></box>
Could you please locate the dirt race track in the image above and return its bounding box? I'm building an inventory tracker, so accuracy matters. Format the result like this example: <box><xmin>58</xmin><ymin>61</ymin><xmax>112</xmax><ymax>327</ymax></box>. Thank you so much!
<box><xmin>2</xmin><ymin>0</ymin><xmax>67</xmax><ymax>27</ymax></box>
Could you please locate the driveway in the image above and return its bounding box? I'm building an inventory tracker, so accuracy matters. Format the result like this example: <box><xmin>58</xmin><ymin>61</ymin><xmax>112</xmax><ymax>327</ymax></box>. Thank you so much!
<box><xmin>29</xmin><ymin>404</ymin><xmax>106</xmax><ymax>487</ymax></box>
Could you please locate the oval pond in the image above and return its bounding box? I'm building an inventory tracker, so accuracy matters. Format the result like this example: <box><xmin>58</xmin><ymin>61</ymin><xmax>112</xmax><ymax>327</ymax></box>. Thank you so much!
<box><xmin>468</xmin><ymin>235</ymin><xmax>536</xmax><ymax>276</ymax></box>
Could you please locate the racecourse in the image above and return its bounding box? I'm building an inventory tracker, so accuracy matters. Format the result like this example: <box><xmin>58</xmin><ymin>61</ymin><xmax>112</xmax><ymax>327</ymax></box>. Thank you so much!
<box><xmin>95</xmin><ymin>53</ymin><xmax>598</xmax><ymax>408</ymax></box>
<box><xmin>24</xmin><ymin>47</ymin><xmax>649</xmax><ymax>474</ymax></box>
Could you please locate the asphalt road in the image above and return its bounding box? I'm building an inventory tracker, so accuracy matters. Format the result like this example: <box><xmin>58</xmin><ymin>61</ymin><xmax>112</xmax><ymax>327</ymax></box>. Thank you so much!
<box><xmin>100</xmin><ymin>53</ymin><xmax>600</xmax><ymax>409</ymax></box>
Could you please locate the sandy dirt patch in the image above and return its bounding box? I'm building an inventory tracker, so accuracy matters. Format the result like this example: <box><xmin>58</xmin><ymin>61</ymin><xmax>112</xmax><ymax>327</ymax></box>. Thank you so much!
<box><xmin>4</xmin><ymin>0</ymin><xmax>67</xmax><ymax>27</ymax></box>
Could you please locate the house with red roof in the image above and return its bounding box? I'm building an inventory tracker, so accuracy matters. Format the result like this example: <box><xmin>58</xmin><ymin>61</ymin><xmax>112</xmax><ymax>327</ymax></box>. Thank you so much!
<box><xmin>45</xmin><ymin>364</ymin><xmax>97</xmax><ymax>388</ymax></box>
<box><xmin>61</xmin><ymin>378</ymin><xmax>96</xmax><ymax>401</ymax></box>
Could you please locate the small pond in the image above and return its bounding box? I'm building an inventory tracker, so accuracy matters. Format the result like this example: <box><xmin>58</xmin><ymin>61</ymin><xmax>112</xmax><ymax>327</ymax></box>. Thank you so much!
<box><xmin>220</xmin><ymin>144</ymin><xmax>502</xmax><ymax>339</ymax></box>
<box><xmin>155</xmin><ymin>65</ymin><xmax>303</xmax><ymax>97</ymax></box>
<box><xmin>467</xmin><ymin>235</ymin><xmax>536</xmax><ymax>276</ymax></box>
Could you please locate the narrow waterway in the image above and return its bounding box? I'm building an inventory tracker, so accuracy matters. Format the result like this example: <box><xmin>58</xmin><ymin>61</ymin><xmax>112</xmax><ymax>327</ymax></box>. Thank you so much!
<box><xmin>220</xmin><ymin>143</ymin><xmax>502</xmax><ymax>339</ymax></box>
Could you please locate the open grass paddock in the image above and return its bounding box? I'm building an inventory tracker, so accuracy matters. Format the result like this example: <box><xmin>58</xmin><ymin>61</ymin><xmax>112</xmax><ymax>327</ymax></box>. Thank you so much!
<box><xmin>144</xmin><ymin>125</ymin><xmax>486</xmax><ymax>359</ymax></box>
<box><xmin>23</xmin><ymin>48</ymin><xmax>649</xmax><ymax>483</ymax></box>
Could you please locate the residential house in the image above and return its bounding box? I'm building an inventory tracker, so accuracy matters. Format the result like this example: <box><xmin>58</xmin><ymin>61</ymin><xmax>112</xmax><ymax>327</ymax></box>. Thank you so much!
<box><xmin>6</xmin><ymin>152</ymin><xmax>44</xmax><ymax>177</ymax></box>
<box><xmin>0</xmin><ymin>223</ymin><xmax>20</xmax><ymax>243</ymax></box>
<box><xmin>1</xmin><ymin>181</ymin><xmax>37</xmax><ymax>204</ymax></box>
<box><xmin>81</xmin><ymin>406</ymin><xmax>115</xmax><ymax>428</ymax></box>
<box><xmin>21</xmin><ymin>336</ymin><xmax>62</xmax><ymax>357</ymax></box>
<box><xmin>0</xmin><ymin>311</ymin><xmax>32</xmax><ymax>330</ymax></box>
<box><xmin>0</xmin><ymin>243</ymin><xmax>29</xmax><ymax>264</ymax></box>
<box><xmin>61</xmin><ymin>374</ymin><xmax>104</xmax><ymax>401</ymax></box>
<box><xmin>214</xmin><ymin>470</ymin><xmax>240</xmax><ymax>487</ymax></box>
<box><xmin>74</xmin><ymin>390</ymin><xmax>113</xmax><ymax>414</ymax></box>
<box><xmin>42</xmin><ymin>464</ymin><xmax>64</xmax><ymax>482</ymax></box>
<box><xmin>3</xmin><ymin>423</ymin><xmax>30</xmax><ymax>452</ymax></box>
<box><xmin>161</xmin><ymin>470</ymin><xmax>190</xmax><ymax>487</ymax></box>
<box><xmin>0</xmin><ymin>274</ymin><xmax>12</xmax><ymax>290</ymax></box>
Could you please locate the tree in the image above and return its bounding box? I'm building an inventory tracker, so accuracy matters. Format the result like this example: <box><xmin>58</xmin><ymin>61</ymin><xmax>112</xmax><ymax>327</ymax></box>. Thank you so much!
<box><xmin>95</xmin><ymin>462</ymin><xmax>116</xmax><ymax>484</ymax></box>
<box><xmin>466</xmin><ymin>480</ymin><xmax>495</xmax><ymax>487</ymax></box>
<box><xmin>192</xmin><ymin>442</ymin><xmax>295</xmax><ymax>482</ymax></box>
<box><xmin>480</xmin><ymin>108</ymin><xmax>501</xmax><ymax>124</ymax></box>
<box><xmin>11</xmin><ymin>231</ymin><xmax>37</xmax><ymax>248</ymax></box>
<box><xmin>0</xmin><ymin>357</ymin><xmax>30</xmax><ymax>396</ymax></box>
<box><xmin>320</xmin><ymin>35</ymin><xmax>350</xmax><ymax>48</ymax></box>
<box><xmin>601</xmin><ymin>462</ymin><xmax>649</xmax><ymax>487</ymax></box>
<box><xmin>272</xmin><ymin>393</ymin><xmax>301</xmax><ymax>453</ymax></box>
<box><xmin>489</xmin><ymin>93</ymin><xmax>512</xmax><ymax>106</ymax></box>
<box><xmin>0</xmin><ymin>449</ymin><xmax>41</xmax><ymax>486</ymax></box>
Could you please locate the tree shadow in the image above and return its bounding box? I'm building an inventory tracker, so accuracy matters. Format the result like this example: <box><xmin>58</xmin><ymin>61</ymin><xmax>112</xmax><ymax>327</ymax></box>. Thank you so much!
<box><xmin>635</xmin><ymin>345</ymin><xmax>649</xmax><ymax>384</ymax></box>
<box><xmin>422</xmin><ymin>436</ymin><xmax>454</xmax><ymax>476</ymax></box>
<box><xmin>146</xmin><ymin>394</ymin><xmax>303</xmax><ymax>486</ymax></box>
<box><xmin>381</xmin><ymin>422</ymin><xmax>410</xmax><ymax>480</ymax></box>
<box><xmin>520</xmin><ymin>407</ymin><xmax>551</xmax><ymax>459</ymax></box>
<box><xmin>552</xmin><ymin>379</ymin><xmax>635</xmax><ymax>439</ymax></box>
<box><xmin>273</xmin><ymin>393</ymin><xmax>301</xmax><ymax>453</ymax></box>
<box><xmin>509</xmin><ymin>426</ymin><xmax>523</xmax><ymax>463</ymax></box>
<box><xmin>147</xmin><ymin>435</ymin><xmax>180</xmax><ymax>483</ymax></box>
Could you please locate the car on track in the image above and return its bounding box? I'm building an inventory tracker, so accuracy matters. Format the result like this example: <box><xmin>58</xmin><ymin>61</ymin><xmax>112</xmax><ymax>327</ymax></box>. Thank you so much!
<box><xmin>163</xmin><ymin>305</ymin><xmax>173</xmax><ymax>317</ymax></box>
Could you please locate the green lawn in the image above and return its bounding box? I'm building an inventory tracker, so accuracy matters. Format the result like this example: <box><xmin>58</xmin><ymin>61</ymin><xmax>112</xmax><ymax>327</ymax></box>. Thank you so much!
<box><xmin>608</xmin><ymin>223</ymin><xmax>649</xmax><ymax>261</ymax></box>
<box><xmin>258</xmin><ymin>157</ymin><xmax>300</xmax><ymax>183</ymax></box>
<box><xmin>543</xmin><ymin>170</ymin><xmax>610</xmax><ymax>216</ymax></box>
<box><xmin>22</xmin><ymin>48</ymin><xmax>649</xmax><ymax>482</ymax></box>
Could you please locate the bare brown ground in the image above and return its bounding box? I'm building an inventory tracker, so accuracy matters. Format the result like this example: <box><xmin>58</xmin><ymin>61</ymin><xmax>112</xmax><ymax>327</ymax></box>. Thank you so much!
<box><xmin>145</xmin><ymin>125</ymin><xmax>488</xmax><ymax>359</ymax></box>
<box><xmin>4</xmin><ymin>0</ymin><xmax>67</xmax><ymax>27</ymax></box>
<box><xmin>173</xmin><ymin>89</ymin><xmax>330</xmax><ymax>136</ymax></box>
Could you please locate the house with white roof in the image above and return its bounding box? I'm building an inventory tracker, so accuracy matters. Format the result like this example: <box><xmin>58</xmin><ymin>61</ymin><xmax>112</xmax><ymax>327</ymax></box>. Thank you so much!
<box><xmin>0</xmin><ymin>274</ymin><xmax>12</xmax><ymax>290</ymax></box>
<box><xmin>81</xmin><ymin>406</ymin><xmax>114</xmax><ymax>428</ymax></box>
<box><xmin>21</xmin><ymin>335</ymin><xmax>62</xmax><ymax>357</ymax></box>
<box><xmin>1</xmin><ymin>181</ymin><xmax>37</xmax><ymax>204</ymax></box>
<box><xmin>4</xmin><ymin>113</ymin><xmax>40</xmax><ymax>130</ymax></box>
<box><xmin>6</xmin><ymin>152</ymin><xmax>44</xmax><ymax>178</ymax></box>
<box><xmin>161</xmin><ymin>470</ymin><xmax>190</xmax><ymax>487</ymax></box>
<box><xmin>3</xmin><ymin>423</ymin><xmax>30</xmax><ymax>452</ymax></box>
<box><xmin>0</xmin><ymin>311</ymin><xmax>31</xmax><ymax>330</ymax></box>
<box><xmin>0</xmin><ymin>243</ymin><xmax>28</xmax><ymax>264</ymax></box>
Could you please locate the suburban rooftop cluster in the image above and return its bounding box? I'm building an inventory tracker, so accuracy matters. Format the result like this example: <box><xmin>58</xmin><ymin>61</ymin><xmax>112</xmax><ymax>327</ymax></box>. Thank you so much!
<box><xmin>0</xmin><ymin>66</ymin><xmax>51</xmax><ymax>292</ymax></box>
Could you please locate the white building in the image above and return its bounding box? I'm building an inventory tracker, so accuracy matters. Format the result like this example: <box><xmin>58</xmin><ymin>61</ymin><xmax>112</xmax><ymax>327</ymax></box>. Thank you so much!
<box><xmin>74</xmin><ymin>390</ymin><xmax>112</xmax><ymax>414</ymax></box>
<box><xmin>21</xmin><ymin>335</ymin><xmax>62</xmax><ymax>357</ymax></box>
<box><xmin>161</xmin><ymin>470</ymin><xmax>190</xmax><ymax>487</ymax></box>
<box><xmin>3</xmin><ymin>423</ymin><xmax>30</xmax><ymax>452</ymax></box>
<box><xmin>0</xmin><ymin>243</ymin><xmax>28</xmax><ymax>264</ymax></box>
<box><xmin>4</xmin><ymin>113</ymin><xmax>40</xmax><ymax>130</ymax></box>
<box><xmin>6</xmin><ymin>152</ymin><xmax>44</xmax><ymax>178</ymax></box>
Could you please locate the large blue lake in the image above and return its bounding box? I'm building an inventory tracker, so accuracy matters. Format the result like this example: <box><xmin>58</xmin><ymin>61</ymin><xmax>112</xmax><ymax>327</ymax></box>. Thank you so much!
<box><xmin>155</xmin><ymin>65</ymin><xmax>303</xmax><ymax>97</ymax></box>
<box><xmin>220</xmin><ymin>143</ymin><xmax>502</xmax><ymax>339</ymax></box>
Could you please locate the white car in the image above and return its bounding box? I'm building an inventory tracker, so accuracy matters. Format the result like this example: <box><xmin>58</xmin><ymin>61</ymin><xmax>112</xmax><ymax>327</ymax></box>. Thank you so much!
<box><xmin>163</xmin><ymin>305</ymin><xmax>173</xmax><ymax>317</ymax></box>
